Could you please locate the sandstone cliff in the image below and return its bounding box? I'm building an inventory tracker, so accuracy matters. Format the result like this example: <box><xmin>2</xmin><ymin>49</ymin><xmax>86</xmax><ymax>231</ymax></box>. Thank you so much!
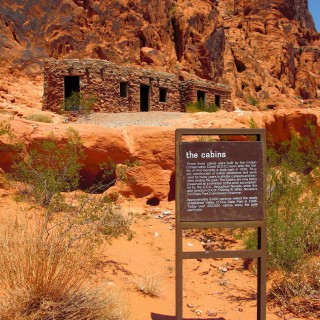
<box><xmin>0</xmin><ymin>0</ymin><xmax>319</xmax><ymax>108</ymax></box>
<box><xmin>1</xmin><ymin>109</ymin><xmax>319</xmax><ymax>202</ymax></box>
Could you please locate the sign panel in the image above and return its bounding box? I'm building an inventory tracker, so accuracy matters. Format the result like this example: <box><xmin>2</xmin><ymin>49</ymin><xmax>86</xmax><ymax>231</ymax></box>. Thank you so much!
<box><xmin>180</xmin><ymin>141</ymin><xmax>263</xmax><ymax>221</ymax></box>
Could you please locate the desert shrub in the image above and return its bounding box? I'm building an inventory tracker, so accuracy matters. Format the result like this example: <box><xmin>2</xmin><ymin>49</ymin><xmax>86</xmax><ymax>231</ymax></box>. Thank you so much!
<box><xmin>1</xmin><ymin>127</ymin><xmax>134</xmax><ymax>319</ymax></box>
<box><xmin>245</xmin><ymin>125</ymin><xmax>320</xmax><ymax>272</ymax></box>
<box><xmin>0</xmin><ymin>120</ymin><xmax>12</xmax><ymax>138</ymax></box>
<box><xmin>269</xmin><ymin>260</ymin><xmax>320</xmax><ymax>318</ymax></box>
<box><xmin>9</xmin><ymin>128</ymin><xmax>135</xmax><ymax>242</ymax></box>
<box><xmin>64</xmin><ymin>191</ymin><xmax>133</xmax><ymax>245</ymax></box>
<box><xmin>247</xmin><ymin>96</ymin><xmax>259</xmax><ymax>106</ymax></box>
<box><xmin>25</xmin><ymin>114</ymin><xmax>53</xmax><ymax>123</ymax></box>
<box><xmin>10</xmin><ymin>128</ymin><xmax>83</xmax><ymax>208</ymax></box>
<box><xmin>266</xmin><ymin>167</ymin><xmax>320</xmax><ymax>272</ymax></box>
<box><xmin>135</xmin><ymin>274</ymin><xmax>162</xmax><ymax>297</ymax></box>
<box><xmin>0</xmin><ymin>120</ymin><xmax>16</xmax><ymax>150</ymax></box>
<box><xmin>186</xmin><ymin>99</ymin><xmax>218</xmax><ymax>113</ymax></box>
<box><xmin>0</xmin><ymin>219</ymin><xmax>129</xmax><ymax>320</ymax></box>
<box><xmin>244</xmin><ymin>124</ymin><xmax>320</xmax><ymax>316</ymax></box>
<box><xmin>64</xmin><ymin>91</ymin><xmax>95</xmax><ymax>116</ymax></box>
<box><xmin>249</xmin><ymin>117</ymin><xmax>258</xmax><ymax>128</ymax></box>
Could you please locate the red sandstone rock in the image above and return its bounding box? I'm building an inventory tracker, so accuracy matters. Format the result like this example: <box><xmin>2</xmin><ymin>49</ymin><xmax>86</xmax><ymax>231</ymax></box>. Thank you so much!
<box><xmin>1</xmin><ymin>109</ymin><xmax>319</xmax><ymax>201</ymax></box>
<box><xmin>263</xmin><ymin>108</ymin><xmax>320</xmax><ymax>144</ymax></box>
<box><xmin>0</xmin><ymin>0</ymin><xmax>319</xmax><ymax>108</ymax></box>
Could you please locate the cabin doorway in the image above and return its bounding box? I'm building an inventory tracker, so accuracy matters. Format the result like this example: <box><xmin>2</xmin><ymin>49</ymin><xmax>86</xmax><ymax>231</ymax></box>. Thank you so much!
<box><xmin>64</xmin><ymin>76</ymin><xmax>80</xmax><ymax>110</ymax></box>
<box><xmin>140</xmin><ymin>84</ymin><xmax>150</xmax><ymax>112</ymax></box>
<box><xmin>64</xmin><ymin>76</ymin><xmax>80</xmax><ymax>100</ymax></box>
<box><xmin>197</xmin><ymin>90</ymin><xmax>206</xmax><ymax>103</ymax></box>
<box><xmin>215</xmin><ymin>94</ymin><xmax>221</xmax><ymax>108</ymax></box>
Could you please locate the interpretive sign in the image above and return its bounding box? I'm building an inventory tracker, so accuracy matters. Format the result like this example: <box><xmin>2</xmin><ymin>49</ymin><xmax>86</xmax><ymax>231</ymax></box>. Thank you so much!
<box><xmin>180</xmin><ymin>141</ymin><xmax>263</xmax><ymax>221</ymax></box>
<box><xmin>175</xmin><ymin>129</ymin><xmax>267</xmax><ymax>320</ymax></box>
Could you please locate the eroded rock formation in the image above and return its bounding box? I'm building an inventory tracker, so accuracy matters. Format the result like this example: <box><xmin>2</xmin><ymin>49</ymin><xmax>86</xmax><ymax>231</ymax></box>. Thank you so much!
<box><xmin>0</xmin><ymin>0</ymin><xmax>319</xmax><ymax>108</ymax></box>
<box><xmin>1</xmin><ymin>109</ymin><xmax>319</xmax><ymax>202</ymax></box>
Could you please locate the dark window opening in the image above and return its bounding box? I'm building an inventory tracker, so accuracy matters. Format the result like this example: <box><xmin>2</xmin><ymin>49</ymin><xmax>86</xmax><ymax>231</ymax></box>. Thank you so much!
<box><xmin>120</xmin><ymin>82</ymin><xmax>128</xmax><ymax>98</ymax></box>
<box><xmin>159</xmin><ymin>88</ymin><xmax>167</xmax><ymax>103</ymax></box>
<box><xmin>197</xmin><ymin>90</ymin><xmax>206</xmax><ymax>103</ymax></box>
<box><xmin>140</xmin><ymin>84</ymin><xmax>150</xmax><ymax>112</ymax></box>
<box><xmin>215</xmin><ymin>95</ymin><xmax>221</xmax><ymax>108</ymax></box>
<box><xmin>64</xmin><ymin>76</ymin><xmax>80</xmax><ymax>110</ymax></box>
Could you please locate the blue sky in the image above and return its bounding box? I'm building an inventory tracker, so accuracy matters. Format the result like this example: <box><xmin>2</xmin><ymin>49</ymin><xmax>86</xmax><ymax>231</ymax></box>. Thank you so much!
<box><xmin>309</xmin><ymin>0</ymin><xmax>319</xmax><ymax>31</ymax></box>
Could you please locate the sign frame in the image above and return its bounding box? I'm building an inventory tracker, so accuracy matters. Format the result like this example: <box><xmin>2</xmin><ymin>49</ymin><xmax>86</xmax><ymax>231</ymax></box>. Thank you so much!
<box><xmin>175</xmin><ymin>128</ymin><xmax>267</xmax><ymax>320</ymax></box>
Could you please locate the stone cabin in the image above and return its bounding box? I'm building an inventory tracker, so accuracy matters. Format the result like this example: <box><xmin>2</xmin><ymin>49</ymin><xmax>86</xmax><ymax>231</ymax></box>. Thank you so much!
<box><xmin>43</xmin><ymin>59</ymin><xmax>232</xmax><ymax>113</ymax></box>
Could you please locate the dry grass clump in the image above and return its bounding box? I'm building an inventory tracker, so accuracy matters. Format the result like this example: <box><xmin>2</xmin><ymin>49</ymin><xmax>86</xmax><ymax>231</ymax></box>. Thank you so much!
<box><xmin>25</xmin><ymin>114</ymin><xmax>53</xmax><ymax>123</ymax></box>
<box><xmin>0</xmin><ymin>219</ymin><xmax>129</xmax><ymax>320</ymax></box>
<box><xmin>269</xmin><ymin>260</ymin><xmax>320</xmax><ymax>318</ymax></box>
<box><xmin>135</xmin><ymin>274</ymin><xmax>162</xmax><ymax>297</ymax></box>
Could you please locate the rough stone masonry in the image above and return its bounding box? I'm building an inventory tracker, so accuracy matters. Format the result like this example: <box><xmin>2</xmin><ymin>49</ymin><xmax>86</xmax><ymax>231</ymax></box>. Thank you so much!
<box><xmin>43</xmin><ymin>58</ymin><xmax>232</xmax><ymax>113</ymax></box>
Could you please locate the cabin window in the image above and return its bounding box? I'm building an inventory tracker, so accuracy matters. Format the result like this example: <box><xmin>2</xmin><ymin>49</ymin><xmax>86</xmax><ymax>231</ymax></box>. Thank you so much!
<box><xmin>159</xmin><ymin>88</ymin><xmax>167</xmax><ymax>103</ymax></box>
<box><xmin>120</xmin><ymin>82</ymin><xmax>128</xmax><ymax>98</ymax></box>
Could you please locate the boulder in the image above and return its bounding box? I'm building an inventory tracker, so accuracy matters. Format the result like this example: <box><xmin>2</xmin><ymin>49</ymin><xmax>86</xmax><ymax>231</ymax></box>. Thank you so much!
<box><xmin>263</xmin><ymin>109</ymin><xmax>320</xmax><ymax>144</ymax></box>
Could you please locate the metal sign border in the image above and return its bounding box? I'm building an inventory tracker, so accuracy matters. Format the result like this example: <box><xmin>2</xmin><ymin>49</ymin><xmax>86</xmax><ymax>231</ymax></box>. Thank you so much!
<box><xmin>175</xmin><ymin>128</ymin><xmax>267</xmax><ymax>320</ymax></box>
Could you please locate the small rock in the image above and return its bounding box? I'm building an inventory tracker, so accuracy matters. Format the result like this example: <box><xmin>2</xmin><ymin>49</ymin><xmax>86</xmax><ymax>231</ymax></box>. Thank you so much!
<box><xmin>187</xmin><ymin>303</ymin><xmax>194</xmax><ymax>308</ymax></box>
<box><xmin>219</xmin><ymin>265</ymin><xmax>228</xmax><ymax>273</ymax></box>
<box><xmin>195</xmin><ymin>309</ymin><xmax>202</xmax><ymax>316</ymax></box>
<box><xmin>162</xmin><ymin>210</ymin><xmax>172</xmax><ymax>215</ymax></box>
<box><xmin>238</xmin><ymin>307</ymin><xmax>243</xmax><ymax>312</ymax></box>
<box><xmin>207</xmin><ymin>309</ymin><xmax>218</xmax><ymax>317</ymax></box>
<box><xmin>154</xmin><ymin>232</ymin><xmax>159</xmax><ymax>237</ymax></box>
<box><xmin>227</xmin><ymin>265</ymin><xmax>234</xmax><ymax>271</ymax></box>
<box><xmin>187</xmin><ymin>243</ymin><xmax>193</xmax><ymax>247</ymax></box>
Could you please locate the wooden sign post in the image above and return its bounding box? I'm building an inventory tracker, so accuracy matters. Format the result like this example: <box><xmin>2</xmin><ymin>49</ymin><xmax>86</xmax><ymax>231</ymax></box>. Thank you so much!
<box><xmin>175</xmin><ymin>128</ymin><xmax>267</xmax><ymax>320</ymax></box>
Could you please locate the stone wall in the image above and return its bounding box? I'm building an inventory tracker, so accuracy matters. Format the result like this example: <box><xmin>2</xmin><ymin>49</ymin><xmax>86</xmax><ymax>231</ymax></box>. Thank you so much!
<box><xmin>43</xmin><ymin>58</ymin><xmax>232</xmax><ymax>113</ymax></box>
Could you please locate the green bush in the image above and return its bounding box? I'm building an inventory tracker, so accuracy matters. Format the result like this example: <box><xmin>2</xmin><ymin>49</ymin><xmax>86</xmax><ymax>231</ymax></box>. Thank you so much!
<box><xmin>247</xmin><ymin>96</ymin><xmax>259</xmax><ymax>106</ymax></box>
<box><xmin>25</xmin><ymin>114</ymin><xmax>53</xmax><ymax>123</ymax></box>
<box><xmin>64</xmin><ymin>91</ymin><xmax>95</xmax><ymax>116</ymax></box>
<box><xmin>243</xmin><ymin>124</ymin><xmax>320</xmax><ymax>316</ymax></box>
<box><xmin>9</xmin><ymin>128</ymin><xmax>135</xmax><ymax>242</ymax></box>
<box><xmin>11</xmin><ymin>128</ymin><xmax>83</xmax><ymax>209</ymax></box>
<box><xmin>0</xmin><ymin>127</ymin><xmax>134</xmax><ymax>319</ymax></box>
<box><xmin>186</xmin><ymin>99</ymin><xmax>218</xmax><ymax>113</ymax></box>
<box><xmin>244</xmin><ymin>124</ymin><xmax>320</xmax><ymax>273</ymax></box>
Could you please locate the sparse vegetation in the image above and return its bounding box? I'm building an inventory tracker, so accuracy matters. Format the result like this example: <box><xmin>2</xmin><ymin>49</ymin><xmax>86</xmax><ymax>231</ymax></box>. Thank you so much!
<box><xmin>64</xmin><ymin>91</ymin><xmax>95</xmax><ymax>117</ymax></box>
<box><xmin>247</xmin><ymin>96</ymin><xmax>259</xmax><ymax>106</ymax></box>
<box><xmin>10</xmin><ymin>128</ymin><xmax>83</xmax><ymax>208</ymax></box>
<box><xmin>25</xmin><ymin>113</ymin><xmax>53</xmax><ymax>123</ymax></box>
<box><xmin>0</xmin><ymin>218</ymin><xmax>129</xmax><ymax>320</ymax></box>
<box><xmin>169</xmin><ymin>3</ymin><xmax>176</xmax><ymax>18</ymax></box>
<box><xmin>135</xmin><ymin>274</ymin><xmax>162</xmax><ymax>298</ymax></box>
<box><xmin>245</xmin><ymin>121</ymin><xmax>320</xmax><ymax>317</ymax></box>
<box><xmin>0</xmin><ymin>120</ymin><xmax>13</xmax><ymax>138</ymax></box>
<box><xmin>269</xmin><ymin>260</ymin><xmax>320</xmax><ymax>317</ymax></box>
<box><xmin>0</xmin><ymin>120</ymin><xmax>15</xmax><ymax>149</ymax></box>
<box><xmin>249</xmin><ymin>117</ymin><xmax>258</xmax><ymax>128</ymax></box>
<box><xmin>186</xmin><ymin>99</ymin><xmax>218</xmax><ymax>113</ymax></box>
<box><xmin>0</xmin><ymin>123</ymin><xmax>134</xmax><ymax>319</ymax></box>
